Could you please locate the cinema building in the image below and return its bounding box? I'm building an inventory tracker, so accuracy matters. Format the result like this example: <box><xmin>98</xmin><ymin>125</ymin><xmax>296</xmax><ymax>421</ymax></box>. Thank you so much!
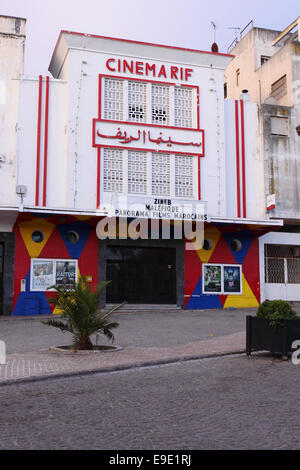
<box><xmin>0</xmin><ymin>18</ymin><xmax>282</xmax><ymax>315</ymax></box>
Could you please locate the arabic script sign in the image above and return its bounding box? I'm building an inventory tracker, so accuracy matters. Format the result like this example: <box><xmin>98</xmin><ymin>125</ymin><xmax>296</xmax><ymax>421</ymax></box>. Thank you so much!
<box><xmin>93</xmin><ymin>121</ymin><xmax>204</xmax><ymax>156</ymax></box>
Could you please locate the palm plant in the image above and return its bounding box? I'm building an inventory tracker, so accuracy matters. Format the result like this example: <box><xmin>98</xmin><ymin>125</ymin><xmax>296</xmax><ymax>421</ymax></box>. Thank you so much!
<box><xmin>43</xmin><ymin>277</ymin><xmax>124</xmax><ymax>350</ymax></box>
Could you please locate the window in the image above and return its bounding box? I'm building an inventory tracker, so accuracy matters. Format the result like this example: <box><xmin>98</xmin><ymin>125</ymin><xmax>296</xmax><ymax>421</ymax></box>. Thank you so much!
<box><xmin>231</xmin><ymin>239</ymin><xmax>242</xmax><ymax>252</ymax></box>
<box><xmin>236</xmin><ymin>69</ymin><xmax>240</xmax><ymax>87</ymax></box>
<box><xmin>128</xmin><ymin>81</ymin><xmax>147</xmax><ymax>123</ymax></box>
<box><xmin>261</xmin><ymin>55</ymin><xmax>270</xmax><ymax>66</ymax></box>
<box><xmin>265</xmin><ymin>244</ymin><xmax>300</xmax><ymax>284</ymax></box>
<box><xmin>31</xmin><ymin>231</ymin><xmax>44</xmax><ymax>243</ymax></box>
<box><xmin>152</xmin><ymin>83</ymin><xmax>170</xmax><ymax>125</ymax></box>
<box><xmin>203</xmin><ymin>264</ymin><xmax>242</xmax><ymax>295</ymax></box>
<box><xmin>224</xmin><ymin>82</ymin><xmax>227</xmax><ymax>99</ymax></box>
<box><xmin>103</xmin><ymin>148</ymin><xmax>123</xmax><ymax>193</ymax></box>
<box><xmin>66</xmin><ymin>231</ymin><xmax>79</xmax><ymax>245</ymax></box>
<box><xmin>30</xmin><ymin>259</ymin><xmax>78</xmax><ymax>291</ymax></box>
<box><xmin>101</xmin><ymin>76</ymin><xmax>197</xmax><ymax>128</ymax></box>
<box><xmin>271</xmin><ymin>75</ymin><xmax>287</xmax><ymax>100</ymax></box>
<box><xmin>174</xmin><ymin>87</ymin><xmax>193</xmax><ymax>128</ymax></box>
<box><xmin>152</xmin><ymin>153</ymin><xmax>170</xmax><ymax>196</ymax></box>
<box><xmin>103</xmin><ymin>78</ymin><xmax>123</xmax><ymax>120</ymax></box>
<box><xmin>175</xmin><ymin>155</ymin><xmax>193</xmax><ymax>198</ymax></box>
<box><xmin>128</xmin><ymin>151</ymin><xmax>147</xmax><ymax>194</ymax></box>
<box><xmin>270</xmin><ymin>116</ymin><xmax>289</xmax><ymax>136</ymax></box>
<box><xmin>102</xmin><ymin>149</ymin><xmax>196</xmax><ymax>199</ymax></box>
<box><xmin>202</xmin><ymin>239</ymin><xmax>213</xmax><ymax>251</ymax></box>
<box><xmin>100</xmin><ymin>76</ymin><xmax>198</xmax><ymax>199</ymax></box>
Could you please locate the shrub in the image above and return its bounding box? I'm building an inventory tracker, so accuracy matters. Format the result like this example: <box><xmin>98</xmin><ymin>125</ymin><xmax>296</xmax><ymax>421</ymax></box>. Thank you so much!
<box><xmin>43</xmin><ymin>277</ymin><xmax>124</xmax><ymax>350</ymax></box>
<box><xmin>257</xmin><ymin>300</ymin><xmax>297</xmax><ymax>327</ymax></box>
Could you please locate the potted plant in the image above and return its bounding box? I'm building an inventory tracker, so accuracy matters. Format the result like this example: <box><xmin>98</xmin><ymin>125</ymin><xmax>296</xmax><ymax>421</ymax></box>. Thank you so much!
<box><xmin>42</xmin><ymin>277</ymin><xmax>124</xmax><ymax>351</ymax></box>
<box><xmin>246</xmin><ymin>300</ymin><xmax>300</xmax><ymax>357</ymax></box>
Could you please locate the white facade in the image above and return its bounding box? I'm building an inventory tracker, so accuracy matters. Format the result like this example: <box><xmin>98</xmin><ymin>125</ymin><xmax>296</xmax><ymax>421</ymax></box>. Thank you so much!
<box><xmin>0</xmin><ymin>15</ymin><xmax>26</xmax><ymax>230</ymax></box>
<box><xmin>12</xmin><ymin>31</ymin><xmax>270</xmax><ymax>224</ymax></box>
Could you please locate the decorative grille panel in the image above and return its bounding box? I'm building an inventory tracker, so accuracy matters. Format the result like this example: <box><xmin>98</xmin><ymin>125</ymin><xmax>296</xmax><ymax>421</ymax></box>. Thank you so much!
<box><xmin>103</xmin><ymin>148</ymin><xmax>123</xmax><ymax>193</ymax></box>
<box><xmin>151</xmin><ymin>84</ymin><xmax>170</xmax><ymax>125</ymax></box>
<box><xmin>265</xmin><ymin>258</ymin><xmax>285</xmax><ymax>283</ymax></box>
<box><xmin>103</xmin><ymin>78</ymin><xmax>124</xmax><ymax>121</ymax></box>
<box><xmin>264</xmin><ymin>244</ymin><xmax>300</xmax><ymax>284</ymax></box>
<box><xmin>174</xmin><ymin>87</ymin><xmax>193</xmax><ymax>128</ymax></box>
<box><xmin>287</xmin><ymin>259</ymin><xmax>300</xmax><ymax>284</ymax></box>
<box><xmin>128</xmin><ymin>81</ymin><xmax>147</xmax><ymax>123</ymax></box>
<box><xmin>151</xmin><ymin>154</ymin><xmax>170</xmax><ymax>196</ymax></box>
<box><xmin>128</xmin><ymin>151</ymin><xmax>147</xmax><ymax>194</ymax></box>
<box><xmin>175</xmin><ymin>155</ymin><xmax>193</xmax><ymax>198</ymax></box>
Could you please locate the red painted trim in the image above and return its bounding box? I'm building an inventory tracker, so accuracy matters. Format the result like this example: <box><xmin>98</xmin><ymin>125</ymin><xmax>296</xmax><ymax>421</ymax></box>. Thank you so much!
<box><xmin>35</xmin><ymin>75</ymin><xmax>43</xmax><ymax>206</ymax></box>
<box><xmin>235</xmin><ymin>100</ymin><xmax>241</xmax><ymax>218</ymax></box>
<box><xmin>97</xmin><ymin>147</ymin><xmax>101</xmax><ymax>208</ymax></box>
<box><xmin>198</xmin><ymin>156</ymin><xmax>201</xmax><ymax>200</ymax></box>
<box><xmin>196</xmin><ymin>86</ymin><xmax>200</xmax><ymax>129</ymax></box>
<box><xmin>98</xmin><ymin>73</ymin><xmax>102</xmax><ymax>119</ymax></box>
<box><xmin>101</xmin><ymin>73</ymin><xmax>175</xmax><ymax>87</ymax></box>
<box><xmin>55</xmin><ymin>30</ymin><xmax>234</xmax><ymax>59</ymax></box>
<box><xmin>240</xmin><ymin>100</ymin><xmax>247</xmax><ymax>218</ymax></box>
<box><xmin>42</xmin><ymin>76</ymin><xmax>50</xmax><ymax>207</ymax></box>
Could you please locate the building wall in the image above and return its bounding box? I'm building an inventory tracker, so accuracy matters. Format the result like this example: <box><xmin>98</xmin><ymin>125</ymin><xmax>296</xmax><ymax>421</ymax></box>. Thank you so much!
<box><xmin>263</xmin><ymin>104</ymin><xmax>300</xmax><ymax>218</ymax></box>
<box><xmin>185</xmin><ymin>224</ymin><xmax>260</xmax><ymax>309</ymax></box>
<box><xmin>12</xmin><ymin>214</ymin><xmax>261</xmax><ymax>314</ymax></box>
<box><xmin>0</xmin><ymin>16</ymin><xmax>26</xmax><ymax>206</ymax></box>
<box><xmin>15</xmin><ymin>35</ymin><xmax>265</xmax><ymax>222</ymax></box>
<box><xmin>12</xmin><ymin>214</ymin><xmax>99</xmax><ymax>315</ymax></box>
<box><xmin>225</xmin><ymin>23</ymin><xmax>300</xmax><ymax>223</ymax></box>
<box><xmin>225</xmin><ymin>28</ymin><xmax>294</xmax><ymax>107</ymax></box>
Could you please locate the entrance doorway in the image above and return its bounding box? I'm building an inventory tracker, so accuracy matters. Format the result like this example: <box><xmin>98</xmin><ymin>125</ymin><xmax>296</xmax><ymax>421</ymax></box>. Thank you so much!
<box><xmin>106</xmin><ymin>246</ymin><xmax>176</xmax><ymax>304</ymax></box>
<box><xmin>0</xmin><ymin>243</ymin><xmax>4</xmax><ymax>315</ymax></box>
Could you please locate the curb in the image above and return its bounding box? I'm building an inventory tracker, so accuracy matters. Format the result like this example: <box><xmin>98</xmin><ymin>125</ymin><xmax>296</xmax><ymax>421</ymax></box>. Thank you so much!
<box><xmin>0</xmin><ymin>349</ymin><xmax>245</xmax><ymax>387</ymax></box>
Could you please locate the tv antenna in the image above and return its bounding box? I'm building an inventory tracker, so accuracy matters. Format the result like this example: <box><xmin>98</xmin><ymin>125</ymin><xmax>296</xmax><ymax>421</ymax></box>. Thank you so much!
<box><xmin>228</xmin><ymin>26</ymin><xmax>241</xmax><ymax>43</ymax></box>
<box><xmin>211</xmin><ymin>21</ymin><xmax>217</xmax><ymax>43</ymax></box>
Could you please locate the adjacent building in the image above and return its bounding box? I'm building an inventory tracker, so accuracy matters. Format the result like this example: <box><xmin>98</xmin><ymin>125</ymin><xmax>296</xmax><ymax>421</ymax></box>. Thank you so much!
<box><xmin>0</xmin><ymin>17</ymin><xmax>282</xmax><ymax>315</ymax></box>
<box><xmin>225</xmin><ymin>17</ymin><xmax>300</xmax><ymax>302</ymax></box>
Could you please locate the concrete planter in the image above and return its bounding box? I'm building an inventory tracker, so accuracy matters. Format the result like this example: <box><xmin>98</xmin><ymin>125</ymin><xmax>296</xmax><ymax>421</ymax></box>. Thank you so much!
<box><xmin>246</xmin><ymin>316</ymin><xmax>300</xmax><ymax>356</ymax></box>
<box><xmin>49</xmin><ymin>345</ymin><xmax>123</xmax><ymax>354</ymax></box>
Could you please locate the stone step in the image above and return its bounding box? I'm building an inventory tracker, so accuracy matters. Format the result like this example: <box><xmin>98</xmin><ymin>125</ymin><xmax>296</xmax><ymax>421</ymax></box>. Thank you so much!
<box><xmin>106</xmin><ymin>303</ymin><xmax>182</xmax><ymax>312</ymax></box>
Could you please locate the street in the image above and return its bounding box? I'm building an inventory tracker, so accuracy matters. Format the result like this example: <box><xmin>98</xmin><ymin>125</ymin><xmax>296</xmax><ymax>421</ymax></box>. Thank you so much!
<box><xmin>1</xmin><ymin>353</ymin><xmax>299</xmax><ymax>450</ymax></box>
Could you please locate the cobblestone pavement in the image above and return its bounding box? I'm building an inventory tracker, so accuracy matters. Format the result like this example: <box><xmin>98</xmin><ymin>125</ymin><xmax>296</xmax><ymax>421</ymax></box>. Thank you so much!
<box><xmin>0</xmin><ymin>332</ymin><xmax>245</xmax><ymax>384</ymax></box>
<box><xmin>0</xmin><ymin>308</ymin><xmax>255</xmax><ymax>353</ymax></box>
<box><xmin>0</xmin><ymin>354</ymin><xmax>299</xmax><ymax>450</ymax></box>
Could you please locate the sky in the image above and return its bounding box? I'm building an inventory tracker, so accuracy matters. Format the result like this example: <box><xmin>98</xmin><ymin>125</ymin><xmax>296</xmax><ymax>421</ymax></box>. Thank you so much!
<box><xmin>1</xmin><ymin>0</ymin><xmax>300</xmax><ymax>76</ymax></box>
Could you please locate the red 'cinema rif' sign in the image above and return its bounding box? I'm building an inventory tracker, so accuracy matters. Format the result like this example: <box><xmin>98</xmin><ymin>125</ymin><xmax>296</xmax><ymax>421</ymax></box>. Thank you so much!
<box><xmin>106</xmin><ymin>58</ymin><xmax>193</xmax><ymax>81</ymax></box>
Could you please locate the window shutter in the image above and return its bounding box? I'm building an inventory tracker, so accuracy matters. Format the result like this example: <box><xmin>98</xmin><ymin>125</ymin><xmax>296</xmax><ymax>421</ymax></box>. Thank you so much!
<box><xmin>270</xmin><ymin>116</ymin><xmax>289</xmax><ymax>136</ymax></box>
<box><xmin>271</xmin><ymin>75</ymin><xmax>287</xmax><ymax>100</ymax></box>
